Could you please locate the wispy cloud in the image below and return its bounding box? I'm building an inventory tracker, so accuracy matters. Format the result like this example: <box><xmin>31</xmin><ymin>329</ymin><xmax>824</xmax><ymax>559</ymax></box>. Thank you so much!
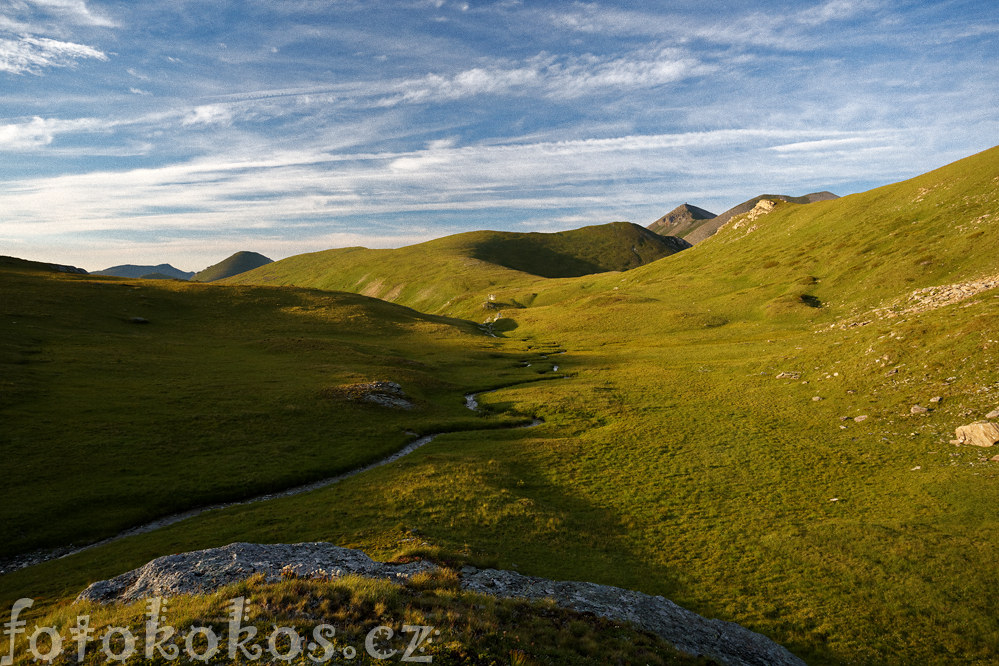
<box><xmin>0</xmin><ymin>34</ymin><xmax>106</xmax><ymax>74</ymax></box>
<box><xmin>25</xmin><ymin>0</ymin><xmax>118</xmax><ymax>28</ymax></box>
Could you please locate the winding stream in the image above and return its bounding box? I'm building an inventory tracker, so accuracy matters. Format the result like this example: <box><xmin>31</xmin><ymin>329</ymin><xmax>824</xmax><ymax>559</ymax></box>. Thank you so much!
<box><xmin>1</xmin><ymin>371</ymin><xmax>560</xmax><ymax>575</ymax></box>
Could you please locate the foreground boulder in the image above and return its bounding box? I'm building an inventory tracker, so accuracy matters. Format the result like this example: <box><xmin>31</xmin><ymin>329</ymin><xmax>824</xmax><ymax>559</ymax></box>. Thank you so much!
<box><xmin>78</xmin><ymin>542</ymin><xmax>804</xmax><ymax>666</ymax></box>
<box><xmin>952</xmin><ymin>422</ymin><xmax>999</xmax><ymax>447</ymax></box>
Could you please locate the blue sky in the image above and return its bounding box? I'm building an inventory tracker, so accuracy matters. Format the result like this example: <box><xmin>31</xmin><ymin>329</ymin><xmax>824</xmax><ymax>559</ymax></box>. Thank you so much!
<box><xmin>1</xmin><ymin>0</ymin><xmax>996</xmax><ymax>271</ymax></box>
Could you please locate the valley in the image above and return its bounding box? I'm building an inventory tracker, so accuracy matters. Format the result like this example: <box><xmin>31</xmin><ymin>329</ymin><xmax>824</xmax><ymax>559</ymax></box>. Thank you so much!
<box><xmin>2</xmin><ymin>146</ymin><xmax>999</xmax><ymax>664</ymax></box>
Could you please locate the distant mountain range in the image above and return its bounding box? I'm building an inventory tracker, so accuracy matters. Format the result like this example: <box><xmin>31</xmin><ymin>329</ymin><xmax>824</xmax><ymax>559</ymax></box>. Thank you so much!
<box><xmin>93</xmin><ymin>252</ymin><xmax>273</xmax><ymax>282</ymax></box>
<box><xmin>648</xmin><ymin>192</ymin><xmax>839</xmax><ymax>244</ymax></box>
<box><xmin>94</xmin><ymin>263</ymin><xmax>194</xmax><ymax>280</ymax></box>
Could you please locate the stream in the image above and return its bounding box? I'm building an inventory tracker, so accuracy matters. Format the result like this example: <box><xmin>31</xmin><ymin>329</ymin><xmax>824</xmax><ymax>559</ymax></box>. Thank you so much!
<box><xmin>1</xmin><ymin>371</ymin><xmax>561</xmax><ymax>575</ymax></box>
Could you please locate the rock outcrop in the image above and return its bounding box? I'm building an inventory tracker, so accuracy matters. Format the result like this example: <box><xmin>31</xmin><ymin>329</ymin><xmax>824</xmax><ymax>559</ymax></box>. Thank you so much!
<box><xmin>647</xmin><ymin>203</ymin><xmax>717</xmax><ymax>238</ymax></box>
<box><xmin>952</xmin><ymin>422</ymin><xmax>999</xmax><ymax>447</ymax></box>
<box><xmin>78</xmin><ymin>542</ymin><xmax>805</xmax><ymax>666</ymax></box>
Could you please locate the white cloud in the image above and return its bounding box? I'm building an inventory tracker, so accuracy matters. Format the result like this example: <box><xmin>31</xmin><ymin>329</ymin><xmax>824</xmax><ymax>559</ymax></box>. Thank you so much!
<box><xmin>377</xmin><ymin>48</ymin><xmax>708</xmax><ymax>106</ymax></box>
<box><xmin>0</xmin><ymin>34</ymin><xmax>107</xmax><ymax>74</ymax></box>
<box><xmin>0</xmin><ymin>115</ymin><xmax>104</xmax><ymax>148</ymax></box>
<box><xmin>182</xmin><ymin>104</ymin><xmax>235</xmax><ymax>127</ymax></box>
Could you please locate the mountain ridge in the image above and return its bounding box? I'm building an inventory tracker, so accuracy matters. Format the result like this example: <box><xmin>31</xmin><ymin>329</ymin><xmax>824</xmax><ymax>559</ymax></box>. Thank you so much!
<box><xmin>649</xmin><ymin>191</ymin><xmax>839</xmax><ymax>244</ymax></box>
<box><xmin>94</xmin><ymin>263</ymin><xmax>193</xmax><ymax>280</ymax></box>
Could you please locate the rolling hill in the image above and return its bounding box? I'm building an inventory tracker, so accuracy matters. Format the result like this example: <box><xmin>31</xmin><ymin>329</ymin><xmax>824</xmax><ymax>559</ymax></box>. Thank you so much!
<box><xmin>224</xmin><ymin>221</ymin><xmax>689</xmax><ymax>316</ymax></box>
<box><xmin>191</xmin><ymin>250</ymin><xmax>273</xmax><ymax>282</ymax></box>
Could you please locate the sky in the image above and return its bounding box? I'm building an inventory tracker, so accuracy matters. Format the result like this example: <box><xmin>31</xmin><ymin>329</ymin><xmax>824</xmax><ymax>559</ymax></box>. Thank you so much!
<box><xmin>0</xmin><ymin>0</ymin><xmax>996</xmax><ymax>272</ymax></box>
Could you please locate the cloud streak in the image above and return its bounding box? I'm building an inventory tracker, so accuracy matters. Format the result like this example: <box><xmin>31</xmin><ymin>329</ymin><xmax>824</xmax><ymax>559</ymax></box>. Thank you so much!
<box><xmin>0</xmin><ymin>34</ymin><xmax>106</xmax><ymax>73</ymax></box>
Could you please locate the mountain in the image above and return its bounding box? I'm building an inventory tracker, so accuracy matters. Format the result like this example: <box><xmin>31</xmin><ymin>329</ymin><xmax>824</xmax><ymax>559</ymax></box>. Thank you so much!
<box><xmin>223</xmin><ymin>222</ymin><xmax>689</xmax><ymax>316</ymax></box>
<box><xmin>94</xmin><ymin>263</ymin><xmax>194</xmax><ymax>280</ymax></box>
<box><xmin>191</xmin><ymin>251</ymin><xmax>273</xmax><ymax>282</ymax></box>
<box><xmin>646</xmin><ymin>203</ymin><xmax>717</xmax><ymax>238</ymax></box>
<box><xmin>649</xmin><ymin>191</ymin><xmax>839</xmax><ymax>245</ymax></box>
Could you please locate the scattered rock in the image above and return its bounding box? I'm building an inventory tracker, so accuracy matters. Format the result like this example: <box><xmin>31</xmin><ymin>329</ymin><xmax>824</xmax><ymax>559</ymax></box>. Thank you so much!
<box><xmin>929</xmin><ymin>396</ymin><xmax>942</xmax><ymax>404</ymax></box>
<box><xmin>854</xmin><ymin>415</ymin><xmax>869</xmax><ymax>422</ymax></box>
<box><xmin>812</xmin><ymin>396</ymin><xmax>823</xmax><ymax>402</ymax></box>
<box><xmin>986</xmin><ymin>409</ymin><xmax>999</xmax><ymax>419</ymax></box>
<box><xmin>911</xmin><ymin>405</ymin><xmax>929</xmax><ymax>414</ymax></box>
<box><xmin>910</xmin><ymin>466</ymin><xmax>921</xmax><ymax>471</ymax></box>
<box><xmin>991</xmin><ymin>455</ymin><xmax>999</xmax><ymax>462</ymax></box>
<box><xmin>129</xmin><ymin>317</ymin><xmax>149</xmax><ymax>324</ymax></box>
<box><xmin>776</xmin><ymin>371</ymin><xmax>801</xmax><ymax>380</ymax></box>
<box><xmin>77</xmin><ymin>542</ymin><xmax>806</xmax><ymax>666</ymax></box>
<box><xmin>322</xmin><ymin>381</ymin><xmax>413</xmax><ymax>409</ymax></box>
<box><xmin>954</xmin><ymin>422</ymin><xmax>999</xmax><ymax>448</ymax></box>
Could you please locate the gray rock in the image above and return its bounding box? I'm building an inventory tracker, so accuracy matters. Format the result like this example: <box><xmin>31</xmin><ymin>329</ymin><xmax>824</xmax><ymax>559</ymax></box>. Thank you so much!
<box><xmin>77</xmin><ymin>542</ymin><xmax>804</xmax><ymax>666</ymax></box>
<box><xmin>986</xmin><ymin>410</ymin><xmax>999</xmax><ymax>419</ymax></box>
<box><xmin>911</xmin><ymin>405</ymin><xmax>929</xmax><ymax>414</ymax></box>
<box><xmin>460</xmin><ymin>567</ymin><xmax>805</xmax><ymax>666</ymax></box>
<box><xmin>77</xmin><ymin>542</ymin><xmax>435</xmax><ymax>604</ymax></box>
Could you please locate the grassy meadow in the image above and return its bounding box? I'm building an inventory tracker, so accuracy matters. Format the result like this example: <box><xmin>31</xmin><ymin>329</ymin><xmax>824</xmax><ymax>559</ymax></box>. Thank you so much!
<box><xmin>0</xmin><ymin>267</ymin><xmax>543</xmax><ymax>559</ymax></box>
<box><xmin>2</xmin><ymin>146</ymin><xmax>999</xmax><ymax>664</ymax></box>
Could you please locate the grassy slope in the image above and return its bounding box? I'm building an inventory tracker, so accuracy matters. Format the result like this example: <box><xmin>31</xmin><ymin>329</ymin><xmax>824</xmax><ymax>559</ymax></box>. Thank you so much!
<box><xmin>9</xmin><ymin>573</ymin><xmax>697</xmax><ymax>666</ymax></box>
<box><xmin>223</xmin><ymin>222</ymin><xmax>685</xmax><ymax>317</ymax></box>
<box><xmin>3</xmin><ymin>147</ymin><xmax>999</xmax><ymax>665</ymax></box>
<box><xmin>0</xmin><ymin>266</ymin><xmax>542</xmax><ymax>559</ymax></box>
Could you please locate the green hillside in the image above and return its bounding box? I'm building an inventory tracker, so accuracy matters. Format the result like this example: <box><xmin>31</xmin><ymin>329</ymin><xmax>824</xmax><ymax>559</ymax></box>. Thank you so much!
<box><xmin>224</xmin><ymin>222</ymin><xmax>688</xmax><ymax>317</ymax></box>
<box><xmin>4</xmin><ymin>147</ymin><xmax>999</xmax><ymax>665</ymax></box>
<box><xmin>192</xmin><ymin>250</ymin><xmax>273</xmax><ymax>282</ymax></box>
<box><xmin>0</xmin><ymin>263</ymin><xmax>539</xmax><ymax>560</ymax></box>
